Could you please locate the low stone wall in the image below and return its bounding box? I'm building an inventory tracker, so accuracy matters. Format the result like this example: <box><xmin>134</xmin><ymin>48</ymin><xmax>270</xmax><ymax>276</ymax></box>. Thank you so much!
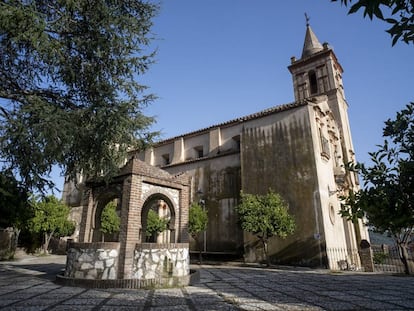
<box><xmin>62</xmin><ymin>242</ymin><xmax>191</xmax><ymax>288</ymax></box>
<box><xmin>65</xmin><ymin>242</ymin><xmax>120</xmax><ymax>279</ymax></box>
<box><xmin>132</xmin><ymin>243</ymin><xmax>189</xmax><ymax>280</ymax></box>
<box><xmin>0</xmin><ymin>228</ymin><xmax>18</xmax><ymax>260</ymax></box>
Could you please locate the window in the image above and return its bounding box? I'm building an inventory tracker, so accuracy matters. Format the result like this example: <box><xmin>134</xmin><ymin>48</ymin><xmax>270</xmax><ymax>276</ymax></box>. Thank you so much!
<box><xmin>309</xmin><ymin>70</ymin><xmax>318</xmax><ymax>94</ymax></box>
<box><xmin>194</xmin><ymin>146</ymin><xmax>203</xmax><ymax>158</ymax></box>
<box><xmin>329</xmin><ymin>204</ymin><xmax>336</xmax><ymax>225</ymax></box>
<box><xmin>319</xmin><ymin>128</ymin><xmax>330</xmax><ymax>160</ymax></box>
<box><xmin>232</xmin><ymin>135</ymin><xmax>241</xmax><ymax>151</ymax></box>
<box><xmin>162</xmin><ymin>153</ymin><xmax>170</xmax><ymax>165</ymax></box>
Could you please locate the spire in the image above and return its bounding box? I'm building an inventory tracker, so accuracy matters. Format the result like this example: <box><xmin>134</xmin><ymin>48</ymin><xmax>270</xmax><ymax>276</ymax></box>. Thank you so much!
<box><xmin>301</xmin><ymin>14</ymin><xmax>323</xmax><ymax>58</ymax></box>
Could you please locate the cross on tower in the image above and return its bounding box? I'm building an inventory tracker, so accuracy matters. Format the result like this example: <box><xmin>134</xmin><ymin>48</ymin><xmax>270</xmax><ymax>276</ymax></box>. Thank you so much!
<box><xmin>305</xmin><ymin>13</ymin><xmax>310</xmax><ymax>26</ymax></box>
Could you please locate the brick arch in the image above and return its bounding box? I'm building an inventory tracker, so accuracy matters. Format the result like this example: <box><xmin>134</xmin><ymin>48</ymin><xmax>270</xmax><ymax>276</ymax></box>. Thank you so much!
<box><xmin>91</xmin><ymin>185</ymin><xmax>122</xmax><ymax>242</ymax></box>
<box><xmin>141</xmin><ymin>193</ymin><xmax>177</xmax><ymax>243</ymax></box>
<box><xmin>141</xmin><ymin>187</ymin><xmax>179</xmax><ymax>213</ymax></box>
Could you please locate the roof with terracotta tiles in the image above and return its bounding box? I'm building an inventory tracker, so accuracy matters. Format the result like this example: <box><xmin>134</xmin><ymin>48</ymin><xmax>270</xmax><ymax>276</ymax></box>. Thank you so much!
<box><xmin>154</xmin><ymin>100</ymin><xmax>309</xmax><ymax>146</ymax></box>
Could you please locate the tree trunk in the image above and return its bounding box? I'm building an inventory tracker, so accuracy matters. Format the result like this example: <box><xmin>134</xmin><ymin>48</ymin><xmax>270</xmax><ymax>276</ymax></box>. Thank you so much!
<box><xmin>43</xmin><ymin>233</ymin><xmax>50</xmax><ymax>254</ymax></box>
<box><xmin>261</xmin><ymin>238</ymin><xmax>270</xmax><ymax>267</ymax></box>
<box><xmin>199</xmin><ymin>248</ymin><xmax>203</xmax><ymax>265</ymax></box>
<box><xmin>397</xmin><ymin>243</ymin><xmax>413</xmax><ymax>275</ymax></box>
<box><xmin>43</xmin><ymin>229</ymin><xmax>55</xmax><ymax>254</ymax></box>
<box><xmin>353</xmin><ymin>220</ymin><xmax>362</xmax><ymax>250</ymax></box>
<box><xmin>196</xmin><ymin>236</ymin><xmax>203</xmax><ymax>264</ymax></box>
<box><xmin>11</xmin><ymin>228</ymin><xmax>20</xmax><ymax>254</ymax></box>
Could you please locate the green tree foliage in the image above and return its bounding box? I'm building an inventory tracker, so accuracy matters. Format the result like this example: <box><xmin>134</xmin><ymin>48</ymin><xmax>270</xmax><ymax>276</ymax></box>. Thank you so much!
<box><xmin>0</xmin><ymin>170</ymin><xmax>31</xmax><ymax>258</ymax></box>
<box><xmin>145</xmin><ymin>209</ymin><xmax>168</xmax><ymax>242</ymax></box>
<box><xmin>332</xmin><ymin>0</ymin><xmax>414</xmax><ymax>45</ymax></box>
<box><xmin>340</xmin><ymin>103</ymin><xmax>414</xmax><ymax>274</ymax></box>
<box><xmin>188</xmin><ymin>202</ymin><xmax>208</xmax><ymax>263</ymax></box>
<box><xmin>188</xmin><ymin>202</ymin><xmax>208</xmax><ymax>238</ymax></box>
<box><xmin>28</xmin><ymin>195</ymin><xmax>75</xmax><ymax>253</ymax></box>
<box><xmin>54</xmin><ymin>219</ymin><xmax>75</xmax><ymax>238</ymax></box>
<box><xmin>100</xmin><ymin>200</ymin><xmax>120</xmax><ymax>242</ymax></box>
<box><xmin>0</xmin><ymin>1</ymin><xmax>159</xmax><ymax>192</ymax></box>
<box><xmin>236</xmin><ymin>190</ymin><xmax>296</xmax><ymax>266</ymax></box>
<box><xmin>0</xmin><ymin>170</ymin><xmax>31</xmax><ymax>230</ymax></box>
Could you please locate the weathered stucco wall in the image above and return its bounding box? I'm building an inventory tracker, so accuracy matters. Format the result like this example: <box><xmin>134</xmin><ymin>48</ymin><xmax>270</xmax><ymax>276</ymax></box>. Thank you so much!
<box><xmin>165</xmin><ymin>154</ymin><xmax>243</xmax><ymax>254</ymax></box>
<box><xmin>241</xmin><ymin>105</ymin><xmax>325</xmax><ymax>266</ymax></box>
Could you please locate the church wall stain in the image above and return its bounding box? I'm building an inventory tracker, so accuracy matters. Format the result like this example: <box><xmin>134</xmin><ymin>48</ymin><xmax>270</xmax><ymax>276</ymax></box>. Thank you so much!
<box><xmin>241</xmin><ymin>106</ymin><xmax>324</xmax><ymax>266</ymax></box>
<box><xmin>164</xmin><ymin>154</ymin><xmax>244</xmax><ymax>254</ymax></box>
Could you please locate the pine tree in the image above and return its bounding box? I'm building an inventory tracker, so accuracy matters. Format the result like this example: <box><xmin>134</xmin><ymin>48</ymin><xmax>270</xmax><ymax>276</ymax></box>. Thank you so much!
<box><xmin>0</xmin><ymin>1</ymin><xmax>159</xmax><ymax>192</ymax></box>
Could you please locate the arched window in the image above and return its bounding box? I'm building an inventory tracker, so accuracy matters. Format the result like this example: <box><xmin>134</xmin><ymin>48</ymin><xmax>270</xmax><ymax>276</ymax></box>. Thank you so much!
<box><xmin>309</xmin><ymin>70</ymin><xmax>318</xmax><ymax>94</ymax></box>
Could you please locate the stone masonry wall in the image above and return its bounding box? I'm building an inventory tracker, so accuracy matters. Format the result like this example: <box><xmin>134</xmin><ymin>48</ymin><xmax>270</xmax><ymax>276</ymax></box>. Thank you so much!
<box><xmin>0</xmin><ymin>228</ymin><xmax>18</xmax><ymax>260</ymax></box>
<box><xmin>65</xmin><ymin>242</ymin><xmax>120</xmax><ymax>280</ymax></box>
<box><xmin>132</xmin><ymin>243</ymin><xmax>189</xmax><ymax>280</ymax></box>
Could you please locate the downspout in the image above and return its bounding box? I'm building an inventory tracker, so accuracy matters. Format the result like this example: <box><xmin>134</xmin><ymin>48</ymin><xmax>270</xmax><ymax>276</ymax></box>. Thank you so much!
<box><xmin>313</xmin><ymin>190</ymin><xmax>323</xmax><ymax>267</ymax></box>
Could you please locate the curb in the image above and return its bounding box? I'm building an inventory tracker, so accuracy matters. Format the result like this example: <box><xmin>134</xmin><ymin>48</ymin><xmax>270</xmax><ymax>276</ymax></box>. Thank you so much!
<box><xmin>55</xmin><ymin>269</ymin><xmax>200</xmax><ymax>289</ymax></box>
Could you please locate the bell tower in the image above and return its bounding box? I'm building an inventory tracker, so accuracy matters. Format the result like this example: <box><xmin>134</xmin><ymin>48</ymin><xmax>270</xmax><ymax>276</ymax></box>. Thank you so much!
<box><xmin>288</xmin><ymin>21</ymin><xmax>357</xmax><ymax>174</ymax></box>
<box><xmin>288</xmin><ymin>21</ymin><xmax>345</xmax><ymax>102</ymax></box>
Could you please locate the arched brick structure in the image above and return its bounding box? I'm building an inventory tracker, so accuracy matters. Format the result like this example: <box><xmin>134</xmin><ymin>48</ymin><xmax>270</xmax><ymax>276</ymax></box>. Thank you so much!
<box><xmin>141</xmin><ymin>194</ymin><xmax>176</xmax><ymax>243</ymax></box>
<box><xmin>73</xmin><ymin>157</ymin><xmax>190</xmax><ymax>280</ymax></box>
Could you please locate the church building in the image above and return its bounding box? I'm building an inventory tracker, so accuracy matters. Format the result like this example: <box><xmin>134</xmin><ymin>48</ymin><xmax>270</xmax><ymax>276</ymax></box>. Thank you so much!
<box><xmin>63</xmin><ymin>24</ymin><xmax>369</xmax><ymax>269</ymax></box>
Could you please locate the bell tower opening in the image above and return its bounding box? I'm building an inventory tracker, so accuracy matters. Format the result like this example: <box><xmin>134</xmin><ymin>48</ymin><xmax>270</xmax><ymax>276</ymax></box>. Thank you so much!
<box><xmin>309</xmin><ymin>70</ymin><xmax>318</xmax><ymax>95</ymax></box>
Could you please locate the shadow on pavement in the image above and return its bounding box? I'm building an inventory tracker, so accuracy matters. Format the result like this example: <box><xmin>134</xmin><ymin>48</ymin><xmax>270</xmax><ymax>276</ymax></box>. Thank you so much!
<box><xmin>13</xmin><ymin>263</ymin><xmax>65</xmax><ymax>280</ymax></box>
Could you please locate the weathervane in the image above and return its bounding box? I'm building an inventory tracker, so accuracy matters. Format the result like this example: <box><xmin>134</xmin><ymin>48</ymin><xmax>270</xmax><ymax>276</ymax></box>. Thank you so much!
<box><xmin>305</xmin><ymin>13</ymin><xmax>310</xmax><ymax>26</ymax></box>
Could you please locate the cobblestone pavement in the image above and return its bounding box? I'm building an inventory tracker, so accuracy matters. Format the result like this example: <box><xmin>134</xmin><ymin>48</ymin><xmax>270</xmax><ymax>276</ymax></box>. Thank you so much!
<box><xmin>1</xmin><ymin>255</ymin><xmax>414</xmax><ymax>310</ymax></box>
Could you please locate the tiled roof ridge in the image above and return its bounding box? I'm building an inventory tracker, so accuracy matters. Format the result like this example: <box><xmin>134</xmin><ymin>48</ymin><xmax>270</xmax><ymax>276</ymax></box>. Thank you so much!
<box><xmin>120</xmin><ymin>157</ymin><xmax>190</xmax><ymax>183</ymax></box>
<box><xmin>154</xmin><ymin>100</ymin><xmax>308</xmax><ymax>145</ymax></box>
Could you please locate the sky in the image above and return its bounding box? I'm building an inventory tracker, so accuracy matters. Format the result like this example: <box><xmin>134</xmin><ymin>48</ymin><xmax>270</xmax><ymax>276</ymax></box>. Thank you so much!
<box><xmin>54</xmin><ymin>0</ymin><xmax>414</xmax><ymax>193</ymax></box>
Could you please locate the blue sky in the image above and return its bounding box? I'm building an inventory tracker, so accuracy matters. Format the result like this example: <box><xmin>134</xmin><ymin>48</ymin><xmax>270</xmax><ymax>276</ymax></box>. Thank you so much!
<box><xmin>55</xmin><ymin>0</ymin><xmax>414</xmax><ymax>192</ymax></box>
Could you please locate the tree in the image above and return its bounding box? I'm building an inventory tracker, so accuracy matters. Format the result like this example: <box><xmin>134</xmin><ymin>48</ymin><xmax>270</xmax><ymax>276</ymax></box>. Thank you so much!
<box><xmin>0</xmin><ymin>1</ymin><xmax>159</xmax><ymax>192</ymax></box>
<box><xmin>188</xmin><ymin>202</ymin><xmax>208</xmax><ymax>264</ymax></box>
<box><xmin>236</xmin><ymin>189</ymin><xmax>296</xmax><ymax>266</ymax></box>
<box><xmin>100</xmin><ymin>201</ymin><xmax>120</xmax><ymax>242</ymax></box>
<box><xmin>331</xmin><ymin>0</ymin><xmax>414</xmax><ymax>45</ymax></box>
<box><xmin>0</xmin><ymin>170</ymin><xmax>31</xmax><ymax>258</ymax></box>
<box><xmin>0</xmin><ymin>170</ymin><xmax>31</xmax><ymax>231</ymax></box>
<box><xmin>340</xmin><ymin>103</ymin><xmax>414</xmax><ymax>274</ymax></box>
<box><xmin>145</xmin><ymin>209</ymin><xmax>168</xmax><ymax>242</ymax></box>
<box><xmin>28</xmin><ymin>195</ymin><xmax>75</xmax><ymax>253</ymax></box>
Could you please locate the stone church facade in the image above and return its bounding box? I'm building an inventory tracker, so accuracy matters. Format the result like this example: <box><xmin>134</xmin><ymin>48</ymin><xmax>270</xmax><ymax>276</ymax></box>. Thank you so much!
<box><xmin>63</xmin><ymin>25</ymin><xmax>369</xmax><ymax>269</ymax></box>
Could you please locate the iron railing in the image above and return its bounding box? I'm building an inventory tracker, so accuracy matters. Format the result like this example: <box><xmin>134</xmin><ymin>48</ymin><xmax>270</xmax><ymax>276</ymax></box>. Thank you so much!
<box><xmin>372</xmin><ymin>244</ymin><xmax>413</xmax><ymax>274</ymax></box>
<box><xmin>326</xmin><ymin>245</ymin><xmax>413</xmax><ymax>274</ymax></box>
<box><xmin>326</xmin><ymin>247</ymin><xmax>360</xmax><ymax>271</ymax></box>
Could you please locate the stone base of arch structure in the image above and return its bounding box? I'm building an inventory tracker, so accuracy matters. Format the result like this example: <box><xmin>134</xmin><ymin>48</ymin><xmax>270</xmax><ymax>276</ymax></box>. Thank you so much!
<box><xmin>62</xmin><ymin>157</ymin><xmax>193</xmax><ymax>287</ymax></box>
<box><xmin>60</xmin><ymin>241</ymin><xmax>197</xmax><ymax>288</ymax></box>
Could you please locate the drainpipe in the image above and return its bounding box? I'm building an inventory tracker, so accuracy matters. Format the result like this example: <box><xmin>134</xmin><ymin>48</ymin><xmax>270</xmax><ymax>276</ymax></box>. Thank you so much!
<box><xmin>313</xmin><ymin>190</ymin><xmax>323</xmax><ymax>267</ymax></box>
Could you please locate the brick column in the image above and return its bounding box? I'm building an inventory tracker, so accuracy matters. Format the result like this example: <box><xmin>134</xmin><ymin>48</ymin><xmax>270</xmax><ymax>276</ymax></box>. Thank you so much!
<box><xmin>178</xmin><ymin>183</ymin><xmax>190</xmax><ymax>243</ymax></box>
<box><xmin>78</xmin><ymin>189</ymin><xmax>94</xmax><ymax>243</ymax></box>
<box><xmin>118</xmin><ymin>174</ymin><xmax>143</xmax><ymax>279</ymax></box>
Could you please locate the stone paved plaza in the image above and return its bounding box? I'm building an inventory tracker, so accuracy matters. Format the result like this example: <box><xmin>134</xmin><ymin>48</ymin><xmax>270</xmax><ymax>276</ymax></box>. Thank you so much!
<box><xmin>1</xmin><ymin>255</ymin><xmax>414</xmax><ymax>310</ymax></box>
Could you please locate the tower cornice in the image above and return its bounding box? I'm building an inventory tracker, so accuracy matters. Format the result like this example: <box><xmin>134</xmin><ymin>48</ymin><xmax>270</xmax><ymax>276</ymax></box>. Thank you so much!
<box><xmin>288</xmin><ymin>48</ymin><xmax>343</xmax><ymax>74</ymax></box>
